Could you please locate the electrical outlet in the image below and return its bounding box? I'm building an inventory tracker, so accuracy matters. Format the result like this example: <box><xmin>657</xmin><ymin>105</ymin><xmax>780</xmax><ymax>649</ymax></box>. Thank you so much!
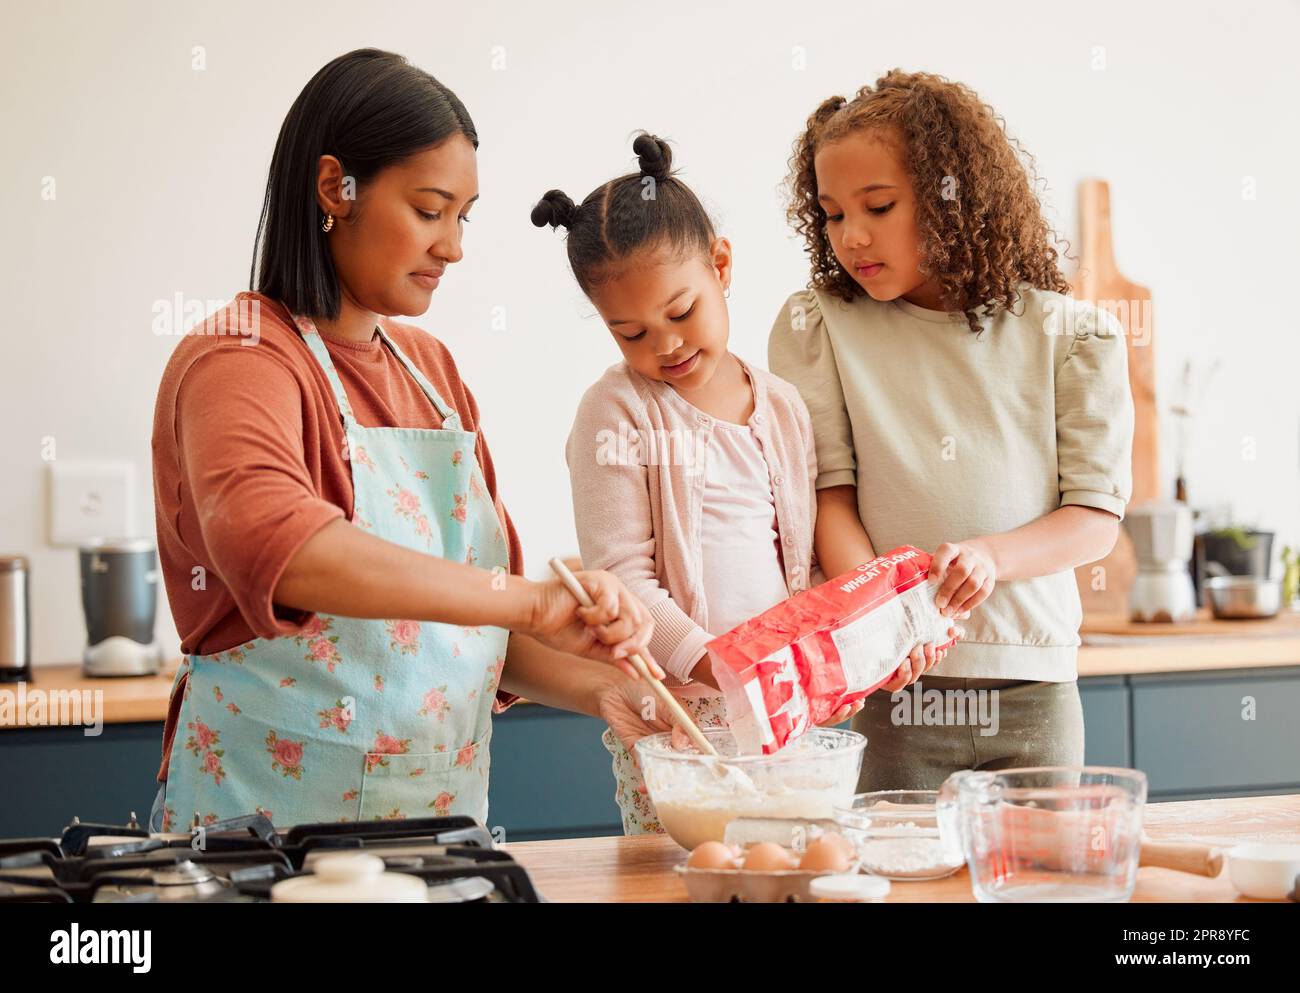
<box><xmin>47</xmin><ymin>461</ymin><xmax>135</xmax><ymax>547</ymax></box>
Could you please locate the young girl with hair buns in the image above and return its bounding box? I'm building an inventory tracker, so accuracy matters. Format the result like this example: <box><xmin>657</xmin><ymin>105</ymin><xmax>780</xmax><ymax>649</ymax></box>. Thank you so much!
<box><xmin>533</xmin><ymin>134</ymin><xmax>956</xmax><ymax>834</ymax></box>
<box><xmin>770</xmin><ymin>71</ymin><xmax>1135</xmax><ymax>791</ymax></box>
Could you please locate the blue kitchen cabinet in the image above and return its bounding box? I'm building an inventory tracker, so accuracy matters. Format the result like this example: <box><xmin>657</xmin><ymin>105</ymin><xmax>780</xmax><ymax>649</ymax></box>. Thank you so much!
<box><xmin>1076</xmin><ymin>666</ymin><xmax>1300</xmax><ymax>799</ymax></box>
<box><xmin>0</xmin><ymin>721</ymin><xmax>165</xmax><ymax>838</ymax></box>
<box><xmin>1078</xmin><ymin>676</ymin><xmax>1132</xmax><ymax>767</ymax></box>
<box><xmin>1129</xmin><ymin>667</ymin><xmax>1300</xmax><ymax>799</ymax></box>
<box><xmin>485</xmin><ymin>706</ymin><xmax>621</xmax><ymax>841</ymax></box>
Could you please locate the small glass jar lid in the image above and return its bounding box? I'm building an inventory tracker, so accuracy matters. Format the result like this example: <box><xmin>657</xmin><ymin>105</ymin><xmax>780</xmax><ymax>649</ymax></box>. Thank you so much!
<box><xmin>809</xmin><ymin>872</ymin><xmax>891</xmax><ymax>902</ymax></box>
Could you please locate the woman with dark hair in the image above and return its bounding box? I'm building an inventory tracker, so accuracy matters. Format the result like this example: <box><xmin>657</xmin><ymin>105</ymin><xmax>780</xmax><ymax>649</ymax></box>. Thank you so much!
<box><xmin>149</xmin><ymin>49</ymin><xmax>665</xmax><ymax>830</ymax></box>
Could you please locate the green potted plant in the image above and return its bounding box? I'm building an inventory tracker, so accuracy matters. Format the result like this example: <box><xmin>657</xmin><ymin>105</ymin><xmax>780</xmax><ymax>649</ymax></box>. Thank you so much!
<box><xmin>1198</xmin><ymin>525</ymin><xmax>1275</xmax><ymax>577</ymax></box>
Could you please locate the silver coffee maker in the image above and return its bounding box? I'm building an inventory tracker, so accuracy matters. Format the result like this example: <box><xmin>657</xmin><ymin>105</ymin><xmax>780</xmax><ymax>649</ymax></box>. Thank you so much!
<box><xmin>80</xmin><ymin>538</ymin><xmax>164</xmax><ymax>676</ymax></box>
<box><xmin>1122</xmin><ymin>500</ymin><xmax>1197</xmax><ymax>623</ymax></box>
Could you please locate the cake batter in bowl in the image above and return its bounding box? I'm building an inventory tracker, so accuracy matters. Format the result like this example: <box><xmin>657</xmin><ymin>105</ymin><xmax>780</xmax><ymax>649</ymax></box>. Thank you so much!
<box><xmin>635</xmin><ymin>728</ymin><xmax>866</xmax><ymax>849</ymax></box>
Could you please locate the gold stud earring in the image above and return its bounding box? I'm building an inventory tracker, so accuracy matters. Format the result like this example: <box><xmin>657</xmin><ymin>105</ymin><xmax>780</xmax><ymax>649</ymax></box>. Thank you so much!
<box><xmin>321</xmin><ymin>213</ymin><xmax>335</xmax><ymax>233</ymax></box>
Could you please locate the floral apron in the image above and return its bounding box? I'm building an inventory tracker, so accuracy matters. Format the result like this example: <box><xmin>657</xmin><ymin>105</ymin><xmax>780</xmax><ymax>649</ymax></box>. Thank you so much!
<box><xmin>158</xmin><ymin>315</ymin><xmax>510</xmax><ymax>831</ymax></box>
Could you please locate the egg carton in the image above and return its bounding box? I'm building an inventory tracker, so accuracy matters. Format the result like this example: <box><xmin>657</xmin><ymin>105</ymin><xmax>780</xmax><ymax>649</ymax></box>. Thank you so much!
<box><xmin>723</xmin><ymin>816</ymin><xmax>841</xmax><ymax>849</ymax></box>
<box><xmin>674</xmin><ymin>861</ymin><xmax>863</xmax><ymax>903</ymax></box>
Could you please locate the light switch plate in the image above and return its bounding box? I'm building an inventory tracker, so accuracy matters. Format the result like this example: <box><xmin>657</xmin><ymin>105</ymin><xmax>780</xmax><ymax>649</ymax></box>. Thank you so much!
<box><xmin>47</xmin><ymin>460</ymin><xmax>135</xmax><ymax>547</ymax></box>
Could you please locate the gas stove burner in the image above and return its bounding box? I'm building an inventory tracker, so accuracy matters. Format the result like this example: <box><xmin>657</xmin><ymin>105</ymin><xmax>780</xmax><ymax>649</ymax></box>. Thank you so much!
<box><xmin>0</xmin><ymin>812</ymin><xmax>539</xmax><ymax>903</ymax></box>
<box><xmin>281</xmin><ymin>814</ymin><xmax>494</xmax><ymax>851</ymax></box>
<box><xmin>427</xmin><ymin>876</ymin><xmax>496</xmax><ymax>903</ymax></box>
<box><xmin>92</xmin><ymin>859</ymin><xmax>228</xmax><ymax>903</ymax></box>
<box><xmin>149</xmin><ymin>860</ymin><xmax>219</xmax><ymax>889</ymax></box>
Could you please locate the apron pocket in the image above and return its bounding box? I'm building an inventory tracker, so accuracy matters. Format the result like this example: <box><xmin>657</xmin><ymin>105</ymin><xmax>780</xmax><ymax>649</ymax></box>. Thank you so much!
<box><xmin>357</xmin><ymin>730</ymin><xmax>491</xmax><ymax>824</ymax></box>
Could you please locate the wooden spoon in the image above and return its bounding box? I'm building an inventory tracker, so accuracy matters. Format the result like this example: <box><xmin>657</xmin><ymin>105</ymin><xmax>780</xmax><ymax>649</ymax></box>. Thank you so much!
<box><xmin>547</xmin><ymin>557</ymin><xmax>717</xmax><ymax>756</ymax></box>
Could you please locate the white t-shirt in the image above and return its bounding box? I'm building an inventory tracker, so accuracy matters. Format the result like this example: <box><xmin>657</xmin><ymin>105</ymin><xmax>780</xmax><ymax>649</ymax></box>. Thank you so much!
<box><xmin>699</xmin><ymin>419</ymin><xmax>792</xmax><ymax>639</ymax></box>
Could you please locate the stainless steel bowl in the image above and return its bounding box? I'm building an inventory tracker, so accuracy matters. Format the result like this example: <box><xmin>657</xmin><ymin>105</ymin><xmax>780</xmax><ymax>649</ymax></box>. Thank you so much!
<box><xmin>1205</xmin><ymin>576</ymin><xmax>1281</xmax><ymax>619</ymax></box>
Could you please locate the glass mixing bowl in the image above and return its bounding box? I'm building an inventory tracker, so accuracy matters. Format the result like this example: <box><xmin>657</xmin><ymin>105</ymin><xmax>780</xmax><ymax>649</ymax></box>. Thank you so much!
<box><xmin>833</xmin><ymin>790</ymin><xmax>965</xmax><ymax>880</ymax></box>
<box><xmin>634</xmin><ymin>727</ymin><xmax>867</xmax><ymax>850</ymax></box>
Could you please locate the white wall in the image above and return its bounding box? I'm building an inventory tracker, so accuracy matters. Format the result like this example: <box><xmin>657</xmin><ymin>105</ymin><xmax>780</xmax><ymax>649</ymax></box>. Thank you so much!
<box><xmin>4</xmin><ymin>0</ymin><xmax>1298</xmax><ymax>667</ymax></box>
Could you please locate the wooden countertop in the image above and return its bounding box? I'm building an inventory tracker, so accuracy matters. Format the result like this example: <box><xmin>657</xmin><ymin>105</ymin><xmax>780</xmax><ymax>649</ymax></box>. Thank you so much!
<box><xmin>502</xmin><ymin>793</ymin><xmax>1300</xmax><ymax>903</ymax></box>
<box><xmin>5</xmin><ymin>609</ymin><xmax>1296</xmax><ymax>728</ymax></box>
<box><xmin>2</xmin><ymin>658</ymin><xmax>549</xmax><ymax>731</ymax></box>
<box><xmin>1077</xmin><ymin>608</ymin><xmax>1300</xmax><ymax>676</ymax></box>
<box><xmin>1</xmin><ymin>659</ymin><xmax>182</xmax><ymax>729</ymax></box>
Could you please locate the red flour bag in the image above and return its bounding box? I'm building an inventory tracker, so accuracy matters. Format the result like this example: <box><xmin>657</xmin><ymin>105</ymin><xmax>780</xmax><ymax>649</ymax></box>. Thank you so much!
<box><xmin>707</xmin><ymin>547</ymin><xmax>958</xmax><ymax>755</ymax></box>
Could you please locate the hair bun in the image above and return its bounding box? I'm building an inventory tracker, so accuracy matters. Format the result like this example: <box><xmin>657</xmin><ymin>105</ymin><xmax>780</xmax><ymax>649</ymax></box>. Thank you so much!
<box><xmin>632</xmin><ymin>133</ymin><xmax>673</xmax><ymax>182</ymax></box>
<box><xmin>530</xmin><ymin>189</ymin><xmax>578</xmax><ymax>230</ymax></box>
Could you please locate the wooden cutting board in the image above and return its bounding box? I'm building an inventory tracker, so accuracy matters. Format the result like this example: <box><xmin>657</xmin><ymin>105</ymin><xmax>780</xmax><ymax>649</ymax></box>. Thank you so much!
<box><xmin>1081</xmin><ymin>609</ymin><xmax>1300</xmax><ymax>639</ymax></box>
<box><xmin>1072</xmin><ymin>179</ymin><xmax>1159</xmax><ymax>615</ymax></box>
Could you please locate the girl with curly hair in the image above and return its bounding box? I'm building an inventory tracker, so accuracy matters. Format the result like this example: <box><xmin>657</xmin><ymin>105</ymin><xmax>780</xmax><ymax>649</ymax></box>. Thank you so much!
<box><xmin>769</xmin><ymin>70</ymin><xmax>1135</xmax><ymax>791</ymax></box>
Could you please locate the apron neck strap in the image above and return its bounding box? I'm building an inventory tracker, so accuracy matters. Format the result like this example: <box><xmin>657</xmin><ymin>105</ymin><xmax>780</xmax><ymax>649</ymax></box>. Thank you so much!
<box><xmin>291</xmin><ymin>314</ymin><xmax>461</xmax><ymax>427</ymax></box>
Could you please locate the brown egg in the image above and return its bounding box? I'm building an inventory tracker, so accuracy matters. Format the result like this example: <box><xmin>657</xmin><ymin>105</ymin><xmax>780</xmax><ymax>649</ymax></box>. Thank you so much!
<box><xmin>687</xmin><ymin>841</ymin><xmax>739</xmax><ymax>870</ymax></box>
<box><xmin>799</xmin><ymin>835</ymin><xmax>852</xmax><ymax>873</ymax></box>
<box><xmin>817</xmin><ymin>832</ymin><xmax>856</xmax><ymax>860</ymax></box>
<box><xmin>742</xmin><ymin>842</ymin><xmax>796</xmax><ymax>872</ymax></box>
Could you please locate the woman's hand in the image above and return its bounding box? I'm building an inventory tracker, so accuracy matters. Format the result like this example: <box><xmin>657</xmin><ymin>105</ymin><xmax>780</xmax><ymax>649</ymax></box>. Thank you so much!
<box><xmin>596</xmin><ymin>643</ymin><xmax>866</xmax><ymax>760</ymax></box>
<box><xmin>879</xmin><ymin>624</ymin><xmax>962</xmax><ymax>693</ymax></box>
<box><xmin>595</xmin><ymin>671</ymin><xmax>675</xmax><ymax>757</ymax></box>
<box><xmin>929</xmin><ymin>540</ymin><xmax>998</xmax><ymax>617</ymax></box>
<box><xmin>523</xmin><ymin>570</ymin><xmax>664</xmax><ymax>682</ymax></box>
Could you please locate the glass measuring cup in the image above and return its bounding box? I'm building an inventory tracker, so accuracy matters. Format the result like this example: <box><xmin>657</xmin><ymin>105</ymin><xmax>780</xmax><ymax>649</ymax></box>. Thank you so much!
<box><xmin>938</xmin><ymin>767</ymin><xmax>1147</xmax><ymax>903</ymax></box>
